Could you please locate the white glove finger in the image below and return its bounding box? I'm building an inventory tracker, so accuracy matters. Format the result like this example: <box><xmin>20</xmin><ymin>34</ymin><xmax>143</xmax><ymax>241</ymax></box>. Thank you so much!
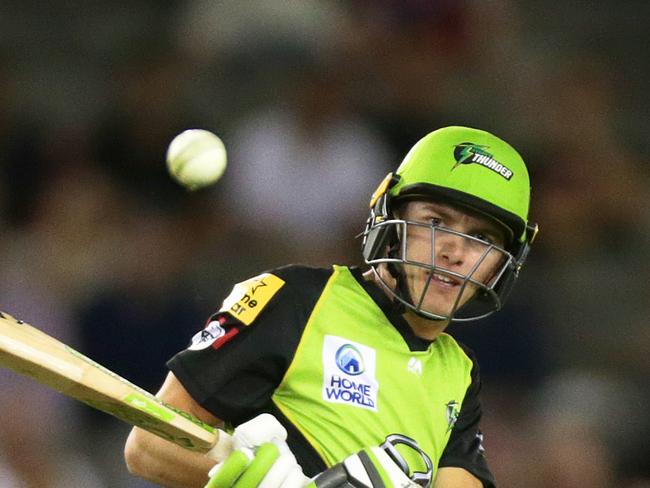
<box><xmin>208</xmin><ymin>462</ymin><xmax>221</xmax><ymax>478</ymax></box>
<box><xmin>279</xmin><ymin>465</ymin><xmax>311</xmax><ymax>488</ymax></box>
<box><xmin>257</xmin><ymin>450</ymin><xmax>295</xmax><ymax>488</ymax></box>
<box><xmin>208</xmin><ymin>446</ymin><xmax>255</xmax><ymax>477</ymax></box>
<box><xmin>272</xmin><ymin>438</ymin><xmax>295</xmax><ymax>458</ymax></box>
<box><xmin>260</xmin><ymin>439</ymin><xmax>310</xmax><ymax>488</ymax></box>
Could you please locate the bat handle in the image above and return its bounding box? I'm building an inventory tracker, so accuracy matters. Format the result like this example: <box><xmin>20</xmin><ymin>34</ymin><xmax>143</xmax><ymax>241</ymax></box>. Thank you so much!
<box><xmin>206</xmin><ymin>413</ymin><xmax>287</xmax><ymax>460</ymax></box>
<box><xmin>206</xmin><ymin>429</ymin><xmax>234</xmax><ymax>461</ymax></box>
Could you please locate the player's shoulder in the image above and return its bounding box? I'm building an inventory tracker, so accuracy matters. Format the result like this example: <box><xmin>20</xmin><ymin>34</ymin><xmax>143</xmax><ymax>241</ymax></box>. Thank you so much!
<box><xmin>437</xmin><ymin>336</ymin><xmax>482</xmax><ymax>402</ymax></box>
<box><xmin>277</xmin><ymin>264</ymin><xmax>346</xmax><ymax>306</ymax></box>
<box><xmin>228</xmin><ymin>264</ymin><xmax>335</xmax><ymax>296</ymax></box>
<box><xmin>456</xmin><ymin>340</ymin><xmax>479</xmax><ymax>365</ymax></box>
<box><xmin>264</xmin><ymin>263</ymin><xmax>337</xmax><ymax>297</ymax></box>
<box><xmin>438</xmin><ymin>334</ymin><xmax>481</xmax><ymax>374</ymax></box>
<box><xmin>219</xmin><ymin>264</ymin><xmax>338</xmax><ymax>326</ymax></box>
<box><xmin>270</xmin><ymin>263</ymin><xmax>336</xmax><ymax>285</ymax></box>
<box><xmin>455</xmin><ymin>339</ymin><xmax>481</xmax><ymax>385</ymax></box>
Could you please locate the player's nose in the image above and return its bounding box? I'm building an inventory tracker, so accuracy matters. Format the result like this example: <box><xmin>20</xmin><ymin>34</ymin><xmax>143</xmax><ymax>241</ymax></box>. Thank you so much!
<box><xmin>435</xmin><ymin>230</ymin><xmax>466</xmax><ymax>266</ymax></box>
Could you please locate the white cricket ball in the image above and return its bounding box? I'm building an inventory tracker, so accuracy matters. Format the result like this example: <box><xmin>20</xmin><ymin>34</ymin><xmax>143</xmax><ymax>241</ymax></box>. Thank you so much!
<box><xmin>166</xmin><ymin>129</ymin><xmax>227</xmax><ymax>190</ymax></box>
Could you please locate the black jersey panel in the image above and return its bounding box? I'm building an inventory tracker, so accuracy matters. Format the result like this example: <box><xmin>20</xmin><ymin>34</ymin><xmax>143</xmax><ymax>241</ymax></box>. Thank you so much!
<box><xmin>438</xmin><ymin>343</ymin><xmax>496</xmax><ymax>487</ymax></box>
<box><xmin>167</xmin><ymin>265</ymin><xmax>333</xmax><ymax>425</ymax></box>
<box><xmin>267</xmin><ymin>403</ymin><xmax>328</xmax><ymax>477</ymax></box>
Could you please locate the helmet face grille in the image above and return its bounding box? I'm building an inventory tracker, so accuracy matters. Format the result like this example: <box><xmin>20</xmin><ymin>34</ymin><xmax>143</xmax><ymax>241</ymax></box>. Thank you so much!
<box><xmin>361</xmin><ymin>127</ymin><xmax>537</xmax><ymax>322</ymax></box>
<box><xmin>363</xmin><ymin>218</ymin><xmax>515</xmax><ymax>322</ymax></box>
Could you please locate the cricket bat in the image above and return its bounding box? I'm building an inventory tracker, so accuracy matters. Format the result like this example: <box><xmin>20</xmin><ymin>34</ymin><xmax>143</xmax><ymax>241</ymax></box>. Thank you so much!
<box><xmin>0</xmin><ymin>310</ymin><xmax>227</xmax><ymax>454</ymax></box>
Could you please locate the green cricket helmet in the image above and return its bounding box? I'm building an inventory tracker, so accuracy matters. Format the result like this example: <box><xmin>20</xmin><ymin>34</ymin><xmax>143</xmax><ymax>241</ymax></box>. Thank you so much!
<box><xmin>362</xmin><ymin>126</ymin><xmax>538</xmax><ymax>322</ymax></box>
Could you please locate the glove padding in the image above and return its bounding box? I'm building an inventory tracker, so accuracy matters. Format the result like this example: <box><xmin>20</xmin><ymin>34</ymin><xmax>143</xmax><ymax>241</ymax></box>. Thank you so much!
<box><xmin>308</xmin><ymin>447</ymin><xmax>419</xmax><ymax>488</ymax></box>
<box><xmin>309</xmin><ymin>435</ymin><xmax>433</xmax><ymax>488</ymax></box>
<box><xmin>206</xmin><ymin>439</ymin><xmax>310</xmax><ymax>488</ymax></box>
<box><xmin>205</xmin><ymin>413</ymin><xmax>310</xmax><ymax>488</ymax></box>
<box><xmin>207</xmin><ymin>413</ymin><xmax>288</xmax><ymax>461</ymax></box>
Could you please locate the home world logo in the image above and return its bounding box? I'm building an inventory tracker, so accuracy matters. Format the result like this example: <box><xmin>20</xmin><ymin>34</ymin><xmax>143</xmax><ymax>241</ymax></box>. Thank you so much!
<box><xmin>335</xmin><ymin>344</ymin><xmax>364</xmax><ymax>375</ymax></box>
<box><xmin>322</xmin><ymin>336</ymin><xmax>378</xmax><ymax>411</ymax></box>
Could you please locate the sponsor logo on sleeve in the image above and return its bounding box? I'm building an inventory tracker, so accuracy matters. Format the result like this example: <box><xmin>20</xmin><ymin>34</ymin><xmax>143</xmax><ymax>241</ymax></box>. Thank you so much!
<box><xmin>322</xmin><ymin>335</ymin><xmax>378</xmax><ymax>411</ymax></box>
<box><xmin>188</xmin><ymin>319</ymin><xmax>226</xmax><ymax>350</ymax></box>
<box><xmin>219</xmin><ymin>273</ymin><xmax>285</xmax><ymax>325</ymax></box>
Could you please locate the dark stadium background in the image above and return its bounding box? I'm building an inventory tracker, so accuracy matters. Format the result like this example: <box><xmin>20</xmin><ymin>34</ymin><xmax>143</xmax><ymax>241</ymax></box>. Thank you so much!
<box><xmin>1</xmin><ymin>1</ymin><xmax>648</xmax><ymax>486</ymax></box>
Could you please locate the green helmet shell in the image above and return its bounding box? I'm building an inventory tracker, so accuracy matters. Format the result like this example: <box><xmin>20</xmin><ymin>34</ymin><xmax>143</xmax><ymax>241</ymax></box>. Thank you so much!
<box><xmin>390</xmin><ymin>126</ymin><xmax>531</xmax><ymax>243</ymax></box>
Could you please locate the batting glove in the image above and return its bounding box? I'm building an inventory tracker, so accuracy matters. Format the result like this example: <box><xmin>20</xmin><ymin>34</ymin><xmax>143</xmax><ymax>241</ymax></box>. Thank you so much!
<box><xmin>308</xmin><ymin>435</ymin><xmax>434</xmax><ymax>488</ymax></box>
<box><xmin>205</xmin><ymin>413</ymin><xmax>310</xmax><ymax>488</ymax></box>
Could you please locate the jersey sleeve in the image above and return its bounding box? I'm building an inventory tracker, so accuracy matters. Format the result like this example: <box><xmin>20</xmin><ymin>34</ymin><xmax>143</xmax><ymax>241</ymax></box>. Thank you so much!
<box><xmin>438</xmin><ymin>345</ymin><xmax>496</xmax><ymax>488</ymax></box>
<box><xmin>167</xmin><ymin>265</ymin><xmax>331</xmax><ymax>426</ymax></box>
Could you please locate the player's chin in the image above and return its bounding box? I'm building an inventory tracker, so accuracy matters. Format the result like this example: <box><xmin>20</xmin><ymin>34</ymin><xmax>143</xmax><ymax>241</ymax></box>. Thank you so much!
<box><xmin>418</xmin><ymin>291</ymin><xmax>456</xmax><ymax>318</ymax></box>
<box><xmin>411</xmin><ymin>276</ymin><xmax>470</xmax><ymax>317</ymax></box>
<box><xmin>421</xmin><ymin>286</ymin><xmax>476</xmax><ymax>319</ymax></box>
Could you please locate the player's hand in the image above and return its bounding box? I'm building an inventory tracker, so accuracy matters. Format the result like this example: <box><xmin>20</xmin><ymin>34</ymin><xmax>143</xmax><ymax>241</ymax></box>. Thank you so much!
<box><xmin>205</xmin><ymin>438</ymin><xmax>310</xmax><ymax>488</ymax></box>
<box><xmin>308</xmin><ymin>435</ymin><xmax>433</xmax><ymax>488</ymax></box>
<box><xmin>205</xmin><ymin>413</ymin><xmax>310</xmax><ymax>487</ymax></box>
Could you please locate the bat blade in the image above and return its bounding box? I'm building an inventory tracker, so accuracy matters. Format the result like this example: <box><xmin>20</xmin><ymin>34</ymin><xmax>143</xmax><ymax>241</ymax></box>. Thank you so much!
<box><xmin>0</xmin><ymin>310</ymin><xmax>219</xmax><ymax>452</ymax></box>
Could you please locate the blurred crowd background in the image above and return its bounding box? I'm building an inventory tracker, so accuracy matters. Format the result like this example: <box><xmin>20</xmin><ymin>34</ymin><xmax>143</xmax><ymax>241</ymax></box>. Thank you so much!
<box><xmin>1</xmin><ymin>1</ymin><xmax>649</xmax><ymax>487</ymax></box>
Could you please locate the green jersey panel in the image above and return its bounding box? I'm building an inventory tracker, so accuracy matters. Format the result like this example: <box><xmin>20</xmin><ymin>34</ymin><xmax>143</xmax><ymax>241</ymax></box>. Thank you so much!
<box><xmin>272</xmin><ymin>266</ymin><xmax>474</xmax><ymax>476</ymax></box>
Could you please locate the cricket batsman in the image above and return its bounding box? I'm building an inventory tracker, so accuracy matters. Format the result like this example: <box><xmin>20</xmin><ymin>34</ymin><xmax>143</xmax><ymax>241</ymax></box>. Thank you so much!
<box><xmin>125</xmin><ymin>126</ymin><xmax>538</xmax><ymax>488</ymax></box>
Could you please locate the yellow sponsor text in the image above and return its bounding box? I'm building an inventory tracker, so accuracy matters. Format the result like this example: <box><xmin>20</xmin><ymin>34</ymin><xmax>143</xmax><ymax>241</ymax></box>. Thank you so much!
<box><xmin>219</xmin><ymin>273</ymin><xmax>285</xmax><ymax>325</ymax></box>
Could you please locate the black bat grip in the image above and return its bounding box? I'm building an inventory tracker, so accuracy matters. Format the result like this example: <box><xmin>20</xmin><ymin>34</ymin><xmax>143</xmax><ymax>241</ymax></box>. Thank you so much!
<box><xmin>313</xmin><ymin>464</ymin><xmax>355</xmax><ymax>488</ymax></box>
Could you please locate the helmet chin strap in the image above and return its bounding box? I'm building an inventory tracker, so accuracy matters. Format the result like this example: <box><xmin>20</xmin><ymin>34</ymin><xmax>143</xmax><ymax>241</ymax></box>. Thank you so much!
<box><xmin>384</xmin><ymin>243</ymin><xmax>408</xmax><ymax>316</ymax></box>
<box><xmin>381</xmin><ymin>207</ymin><xmax>449</xmax><ymax>323</ymax></box>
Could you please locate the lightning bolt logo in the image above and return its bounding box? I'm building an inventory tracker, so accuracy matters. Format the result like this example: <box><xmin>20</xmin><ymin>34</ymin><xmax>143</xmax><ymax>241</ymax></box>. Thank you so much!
<box><xmin>451</xmin><ymin>142</ymin><xmax>514</xmax><ymax>180</ymax></box>
<box><xmin>452</xmin><ymin>143</ymin><xmax>491</xmax><ymax>170</ymax></box>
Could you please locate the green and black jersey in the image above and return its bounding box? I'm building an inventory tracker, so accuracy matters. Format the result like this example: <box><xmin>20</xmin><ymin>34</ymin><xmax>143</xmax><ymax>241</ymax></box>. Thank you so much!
<box><xmin>168</xmin><ymin>265</ymin><xmax>495</xmax><ymax>487</ymax></box>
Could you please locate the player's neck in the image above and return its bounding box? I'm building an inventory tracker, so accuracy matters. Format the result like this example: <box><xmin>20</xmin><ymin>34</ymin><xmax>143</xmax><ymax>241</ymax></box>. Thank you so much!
<box><xmin>402</xmin><ymin>311</ymin><xmax>448</xmax><ymax>341</ymax></box>
<box><xmin>365</xmin><ymin>268</ymin><xmax>449</xmax><ymax>341</ymax></box>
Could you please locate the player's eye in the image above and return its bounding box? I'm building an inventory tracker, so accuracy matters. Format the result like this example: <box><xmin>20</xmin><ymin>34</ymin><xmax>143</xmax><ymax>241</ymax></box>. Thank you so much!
<box><xmin>430</xmin><ymin>217</ymin><xmax>443</xmax><ymax>227</ymax></box>
<box><xmin>473</xmin><ymin>233</ymin><xmax>495</xmax><ymax>245</ymax></box>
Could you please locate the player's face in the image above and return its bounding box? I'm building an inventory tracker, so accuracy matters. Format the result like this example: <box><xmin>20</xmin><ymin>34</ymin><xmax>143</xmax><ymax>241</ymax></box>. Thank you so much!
<box><xmin>398</xmin><ymin>200</ymin><xmax>508</xmax><ymax>320</ymax></box>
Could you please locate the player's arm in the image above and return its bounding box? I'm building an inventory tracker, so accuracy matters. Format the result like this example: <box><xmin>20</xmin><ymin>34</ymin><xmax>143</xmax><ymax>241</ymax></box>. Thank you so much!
<box><xmin>125</xmin><ymin>372</ymin><xmax>222</xmax><ymax>488</ymax></box>
<box><xmin>433</xmin><ymin>467</ymin><xmax>482</xmax><ymax>488</ymax></box>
